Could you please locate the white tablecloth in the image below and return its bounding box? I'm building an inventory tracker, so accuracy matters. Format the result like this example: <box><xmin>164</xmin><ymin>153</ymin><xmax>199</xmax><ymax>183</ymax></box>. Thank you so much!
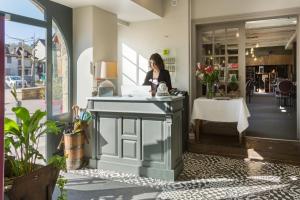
<box><xmin>191</xmin><ymin>98</ymin><xmax>251</xmax><ymax>133</ymax></box>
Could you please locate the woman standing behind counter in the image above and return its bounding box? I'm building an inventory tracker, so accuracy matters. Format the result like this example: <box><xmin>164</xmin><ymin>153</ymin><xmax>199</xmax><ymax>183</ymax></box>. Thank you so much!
<box><xmin>143</xmin><ymin>53</ymin><xmax>172</xmax><ymax>96</ymax></box>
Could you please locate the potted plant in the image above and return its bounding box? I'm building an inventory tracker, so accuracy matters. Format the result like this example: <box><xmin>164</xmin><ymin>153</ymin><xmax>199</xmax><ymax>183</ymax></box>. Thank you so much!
<box><xmin>4</xmin><ymin>106</ymin><xmax>63</xmax><ymax>200</ymax></box>
<box><xmin>228</xmin><ymin>74</ymin><xmax>239</xmax><ymax>94</ymax></box>
<box><xmin>57</xmin><ymin>105</ymin><xmax>92</xmax><ymax>170</ymax></box>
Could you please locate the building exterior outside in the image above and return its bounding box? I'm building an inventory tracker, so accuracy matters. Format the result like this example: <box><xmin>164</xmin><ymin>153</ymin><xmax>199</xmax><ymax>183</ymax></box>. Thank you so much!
<box><xmin>5</xmin><ymin>45</ymin><xmax>18</xmax><ymax>76</ymax></box>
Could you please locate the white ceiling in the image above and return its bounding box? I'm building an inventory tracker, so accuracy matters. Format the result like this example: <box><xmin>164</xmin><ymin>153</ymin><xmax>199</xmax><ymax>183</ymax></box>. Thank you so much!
<box><xmin>246</xmin><ymin>17</ymin><xmax>297</xmax><ymax>29</ymax></box>
<box><xmin>246</xmin><ymin>18</ymin><xmax>297</xmax><ymax>48</ymax></box>
<box><xmin>50</xmin><ymin>0</ymin><xmax>161</xmax><ymax>22</ymax></box>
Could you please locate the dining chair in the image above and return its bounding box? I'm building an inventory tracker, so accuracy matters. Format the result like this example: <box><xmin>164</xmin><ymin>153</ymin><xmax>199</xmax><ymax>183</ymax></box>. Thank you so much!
<box><xmin>246</xmin><ymin>79</ymin><xmax>254</xmax><ymax>103</ymax></box>
<box><xmin>275</xmin><ymin>80</ymin><xmax>293</xmax><ymax>106</ymax></box>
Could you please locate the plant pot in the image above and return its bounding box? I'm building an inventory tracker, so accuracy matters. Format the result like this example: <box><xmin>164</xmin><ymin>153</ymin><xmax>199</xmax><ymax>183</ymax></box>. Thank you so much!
<box><xmin>64</xmin><ymin>133</ymin><xmax>85</xmax><ymax>170</ymax></box>
<box><xmin>228</xmin><ymin>82</ymin><xmax>239</xmax><ymax>92</ymax></box>
<box><xmin>5</xmin><ymin>164</ymin><xmax>59</xmax><ymax>200</ymax></box>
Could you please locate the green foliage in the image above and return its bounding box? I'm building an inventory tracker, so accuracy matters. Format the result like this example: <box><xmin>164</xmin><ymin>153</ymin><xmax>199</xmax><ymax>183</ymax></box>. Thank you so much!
<box><xmin>57</xmin><ymin>175</ymin><xmax>68</xmax><ymax>200</ymax></box>
<box><xmin>48</xmin><ymin>155</ymin><xmax>67</xmax><ymax>171</ymax></box>
<box><xmin>195</xmin><ymin>65</ymin><xmax>220</xmax><ymax>85</ymax></box>
<box><xmin>228</xmin><ymin>81</ymin><xmax>239</xmax><ymax>91</ymax></box>
<box><xmin>10</xmin><ymin>86</ymin><xmax>19</xmax><ymax>103</ymax></box>
<box><xmin>230</xmin><ymin>74</ymin><xmax>238</xmax><ymax>83</ymax></box>
<box><xmin>4</xmin><ymin>106</ymin><xmax>60</xmax><ymax>177</ymax></box>
<box><xmin>48</xmin><ymin>155</ymin><xmax>68</xmax><ymax>200</ymax></box>
<box><xmin>228</xmin><ymin>74</ymin><xmax>239</xmax><ymax>91</ymax></box>
<box><xmin>196</xmin><ymin>69</ymin><xmax>219</xmax><ymax>84</ymax></box>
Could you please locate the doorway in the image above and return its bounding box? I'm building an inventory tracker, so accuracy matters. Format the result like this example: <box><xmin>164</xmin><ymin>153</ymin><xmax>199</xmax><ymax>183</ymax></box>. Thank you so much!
<box><xmin>245</xmin><ymin>17</ymin><xmax>297</xmax><ymax>140</ymax></box>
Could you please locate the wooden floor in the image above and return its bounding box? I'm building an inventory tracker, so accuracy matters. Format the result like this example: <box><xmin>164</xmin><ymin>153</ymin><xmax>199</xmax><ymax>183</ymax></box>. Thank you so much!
<box><xmin>187</xmin><ymin>134</ymin><xmax>300</xmax><ymax>165</ymax></box>
<box><xmin>247</xmin><ymin>94</ymin><xmax>297</xmax><ymax>140</ymax></box>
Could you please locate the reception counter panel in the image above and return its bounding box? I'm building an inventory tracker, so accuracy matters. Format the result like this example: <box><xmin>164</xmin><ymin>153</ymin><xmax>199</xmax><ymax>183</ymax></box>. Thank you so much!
<box><xmin>87</xmin><ymin>96</ymin><xmax>184</xmax><ymax>181</ymax></box>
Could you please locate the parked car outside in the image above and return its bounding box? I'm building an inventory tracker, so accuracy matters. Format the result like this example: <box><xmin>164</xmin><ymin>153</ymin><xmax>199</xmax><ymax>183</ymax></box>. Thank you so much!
<box><xmin>5</xmin><ymin>76</ymin><xmax>27</xmax><ymax>88</ymax></box>
<box><xmin>24</xmin><ymin>75</ymin><xmax>40</xmax><ymax>87</ymax></box>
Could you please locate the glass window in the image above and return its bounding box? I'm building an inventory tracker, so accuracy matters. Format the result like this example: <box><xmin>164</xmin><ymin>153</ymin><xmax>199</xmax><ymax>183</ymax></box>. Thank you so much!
<box><xmin>227</xmin><ymin>44</ymin><xmax>238</xmax><ymax>55</ymax></box>
<box><xmin>52</xmin><ymin>20</ymin><xmax>69</xmax><ymax>115</ymax></box>
<box><xmin>199</xmin><ymin>26</ymin><xmax>240</xmax><ymax>94</ymax></box>
<box><xmin>214</xmin><ymin>29</ymin><xmax>225</xmax><ymax>55</ymax></box>
<box><xmin>227</xmin><ymin>28</ymin><xmax>239</xmax><ymax>42</ymax></box>
<box><xmin>201</xmin><ymin>31</ymin><xmax>213</xmax><ymax>56</ymax></box>
<box><xmin>0</xmin><ymin>0</ymin><xmax>45</xmax><ymax>21</ymax></box>
<box><xmin>5</xmin><ymin>20</ymin><xmax>46</xmax><ymax>119</ymax></box>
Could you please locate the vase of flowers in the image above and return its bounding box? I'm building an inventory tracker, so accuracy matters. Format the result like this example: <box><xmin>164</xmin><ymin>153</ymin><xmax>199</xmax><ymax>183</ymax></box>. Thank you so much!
<box><xmin>206</xmin><ymin>81</ymin><xmax>214</xmax><ymax>99</ymax></box>
<box><xmin>195</xmin><ymin>63</ymin><xmax>219</xmax><ymax>99</ymax></box>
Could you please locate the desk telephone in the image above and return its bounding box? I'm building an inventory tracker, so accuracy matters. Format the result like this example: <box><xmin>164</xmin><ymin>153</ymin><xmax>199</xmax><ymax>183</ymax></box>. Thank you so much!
<box><xmin>169</xmin><ymin>88</ymin><xmax>187</xmax><ymax>96</ymax></box>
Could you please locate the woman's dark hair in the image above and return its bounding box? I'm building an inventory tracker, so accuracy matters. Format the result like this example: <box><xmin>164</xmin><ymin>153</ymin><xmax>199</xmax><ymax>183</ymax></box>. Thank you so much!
<box><xmin>149</xmin><ymin>53</ymin><xmax>165</xmax><ymax>70</ymax></box>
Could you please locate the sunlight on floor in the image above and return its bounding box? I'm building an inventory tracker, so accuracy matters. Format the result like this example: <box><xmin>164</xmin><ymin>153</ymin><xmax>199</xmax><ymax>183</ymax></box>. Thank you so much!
<box><xmin>247</xmin><ymin>175</ymin><xmax>281</xmax><ymax>183</ymax></box>
<box><xmin>247</xmin><ymin>148</ymin><xmax>264</xmax><ymax>160</ymax></box>
<box><xmin>159</xmin><ymin>184</ymin><xmax>289</xmax><ymax>199</ymax></box>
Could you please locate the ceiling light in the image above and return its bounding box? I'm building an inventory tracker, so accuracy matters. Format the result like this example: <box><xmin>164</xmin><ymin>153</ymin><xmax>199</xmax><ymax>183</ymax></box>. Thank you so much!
<box><xmin>236</xmin><ymin>32</ymin><xmax>240</xmax><ymax>38</ymax></box>
<box><xmin>254</xmin><ymin>57</ymin><xmax>257</xmax><ymax>61</ymax></box>
<box><xmin>256</xmin><ymin>43</ymin><xmax>259</xmax><ymax>48</ymax></box>
<box><xmin>252</xmin><ymin>54</ymin><xmax>255</xmax><ymax>58</ymax></box>
<box><xmin>246</xmin><ymin>51</ymin><xmax>249</xmax><ymax>56</ymax></box>
<box><xmin>251</xmin><ymin>48</ymin><xmax>254</xmax><ymax>52</ymax></box>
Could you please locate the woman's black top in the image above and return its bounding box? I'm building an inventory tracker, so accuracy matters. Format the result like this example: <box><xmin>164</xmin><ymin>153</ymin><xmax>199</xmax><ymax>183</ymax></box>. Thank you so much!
<box><xmin>143</xmin><ymin>69</ymin><xmax>172</xmax><ymax>91</ymax></box>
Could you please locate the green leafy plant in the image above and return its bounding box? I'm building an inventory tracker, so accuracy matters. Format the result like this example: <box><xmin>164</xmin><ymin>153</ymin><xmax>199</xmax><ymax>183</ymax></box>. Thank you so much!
<box><xmin>228</xmin><ymin>74</ymin><xmax>239</xmax><ymax>92</ymax></box>
<box><xmin>56</xmin><ymin>175</ymin><xmax>68</xmax><ymax>200</ymax></box>
<box><xmin>4</xmin><ymin>106</ymin><xmax>60</xmax><ymax>177</ymax></box>
<box><xmin>10</xmin><ymin>86</ymin><xmax>18</xmax><ymax>103</ymax></box>
<box><xmin>48</xmin><ymin>155</ymin><xmax>68</xmax><ymax>200</ymax></box>
<box><xmin>48</xmin><ymin>155</ymin><xmax>67</xmax><ymax>171</ymax></box>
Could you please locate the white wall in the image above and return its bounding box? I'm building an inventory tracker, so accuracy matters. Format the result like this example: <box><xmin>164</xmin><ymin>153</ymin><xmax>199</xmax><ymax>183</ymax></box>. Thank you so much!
<box><xmin>34</xmin><ymin>41</ymin><xmax>46</xmax><ymax>61</ymax></box>
<box><xmin>73</xmin><ymin>6</ymin><xmax>117</xmax><ymax>108</ymax></box>
<box><xmin>192</xmin><ymin>0</ymin><xmax>300</xmax><ymax>19</ymax></box>
<box><xmin>118</xmin><ymin>0</ymin><xmax>190</xmax><ymax>91</ymax></box>
<box><xmin>73</xmin><ymin>6</ymin><xmax>94</xmax><ymax>108</ymax></box>
<box><xmin>93</xmin><ymin>7</ymin><xmax>118</xmax><ymax>63</ymax></box>
<box><xmin>5</xmin><ymin>57</ymin><xmax>18</xmax><ymax>76</ymax></box>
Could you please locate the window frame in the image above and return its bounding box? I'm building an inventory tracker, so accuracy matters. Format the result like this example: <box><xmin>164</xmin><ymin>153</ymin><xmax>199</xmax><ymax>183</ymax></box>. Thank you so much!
<box><xmin>0</xmin><ymin>0</ymin><xmax>72</xmax><ymax>121</ymax></box>
<box><xmin>1</xmin><ymin>0</ymin><xmax>73</xmax><ymax>159</ymax></box>
<box><xmin>51</xmin><ymin>18</ymin><xmax>71</xmax><ymax>118</ymax></box>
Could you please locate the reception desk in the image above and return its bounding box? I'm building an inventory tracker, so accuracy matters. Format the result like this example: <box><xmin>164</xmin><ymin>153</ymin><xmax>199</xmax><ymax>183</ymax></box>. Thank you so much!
<box><xmin>87</xmin><ymin>96</ymin><xmax>184</xmax><ymax>181</ymax></box>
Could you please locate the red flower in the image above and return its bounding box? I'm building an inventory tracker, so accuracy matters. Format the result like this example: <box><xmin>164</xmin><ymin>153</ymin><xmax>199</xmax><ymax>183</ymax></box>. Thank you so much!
<box><xmin>205</xmin><ymin>66</ymin><xmax>214</xmax><ymax>74</ymax></box>
<box><xmin>195</xmin><ymin>63</ymin><xmax>220</xmax><ymax>84</ymax></box>
<box><xmin>196</xmin><ymin>63</ymin><xmax>207</xmax><ymax>71</ymax></box>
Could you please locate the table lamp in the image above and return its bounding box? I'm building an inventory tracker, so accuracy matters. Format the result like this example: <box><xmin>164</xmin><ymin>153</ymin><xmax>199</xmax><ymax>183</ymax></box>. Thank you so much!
<box><xmin>96</xmin><ymin>61</ymin><xmax>117</xmax><ymax>96</ymax></box>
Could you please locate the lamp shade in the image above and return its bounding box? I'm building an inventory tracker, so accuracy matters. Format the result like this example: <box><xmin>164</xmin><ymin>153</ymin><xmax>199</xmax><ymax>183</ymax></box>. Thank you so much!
<box><xmin>95</xmin><ymin>61</ymin><xmax>117</xmax><ymax>80</ymax></box>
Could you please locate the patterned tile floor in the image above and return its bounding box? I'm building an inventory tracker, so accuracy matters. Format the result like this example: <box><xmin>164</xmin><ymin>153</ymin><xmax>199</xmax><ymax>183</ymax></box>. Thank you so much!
<box><xmin>69</xmin><ymin>153</ymin><xmax>300</xmax><ymax>200</ymax></box>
